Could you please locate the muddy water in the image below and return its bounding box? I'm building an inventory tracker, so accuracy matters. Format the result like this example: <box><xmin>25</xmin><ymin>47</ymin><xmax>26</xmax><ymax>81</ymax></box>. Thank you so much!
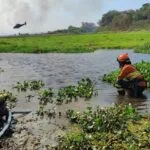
<box><xmin>0</xmin><ymin>50</ymin><xmax>150</xmax><ymax>113</ymax></box>
<box><xmin>1</xmin><ymin>50</ymin><xmax>150</xmax><ymax>149</ymax></box>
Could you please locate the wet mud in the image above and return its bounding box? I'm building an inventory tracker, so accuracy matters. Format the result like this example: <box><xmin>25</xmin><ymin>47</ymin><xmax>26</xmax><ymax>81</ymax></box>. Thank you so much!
<box><xmin>0</xmin><ymin>50</ymin><xmax>150</xmax><ymax>149</ymax></box>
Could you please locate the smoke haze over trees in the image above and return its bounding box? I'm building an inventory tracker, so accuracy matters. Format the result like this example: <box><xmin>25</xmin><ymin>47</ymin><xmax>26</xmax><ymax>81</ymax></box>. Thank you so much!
<box><xmin>50</xmin><ymin>3</ymin><xmax>150</xmax><ymax>34</ymax></box>
<box><xmin>49</xmin><ymin>22</ymin><xmax>97</xmax><ymax>34</ymax></box>
<box><xmin>0</xmin><ymin>1</ymin><xmax>149</xmax><ymax>35</ymax></box>
<box><xmin>0</xmin><ymin>0</ymin><xmax>104</xmax><ymax>35</ymax></box>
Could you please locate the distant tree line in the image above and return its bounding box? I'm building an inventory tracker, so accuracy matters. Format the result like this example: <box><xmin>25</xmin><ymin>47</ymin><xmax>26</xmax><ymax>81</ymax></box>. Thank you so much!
<box><xmin>48</xmin><ymin>22</ymin><xmax>97</xmax><ymax>34</ymax></box>
<box><xmin>98</xmin><ymin>3</ymin><xmax>150</xmax><ymax>31</ymax></box>
<box><xmin>48</xmin><ymin>3</ymin><xmax>150</xmax><ymax>34</ymax></box>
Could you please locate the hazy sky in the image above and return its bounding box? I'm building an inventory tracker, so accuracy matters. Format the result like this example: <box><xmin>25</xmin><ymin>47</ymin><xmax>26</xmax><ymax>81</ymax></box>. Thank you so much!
<box><xmin>0</xmin><ymin>0</ymin><xmax>149</xmax><ymax>35</ymax></box>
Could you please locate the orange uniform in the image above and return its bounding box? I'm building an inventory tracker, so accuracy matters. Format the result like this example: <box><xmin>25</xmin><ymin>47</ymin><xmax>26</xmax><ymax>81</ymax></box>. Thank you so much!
<box><xmin>117</xmin><ymin>64</ymin><xmax>146</xmax><ymax>88</ymax></box>
<box><xmin>116</xmin><ymin>53</ymin><xmax>146</xmax><ymax>97</ymax></box>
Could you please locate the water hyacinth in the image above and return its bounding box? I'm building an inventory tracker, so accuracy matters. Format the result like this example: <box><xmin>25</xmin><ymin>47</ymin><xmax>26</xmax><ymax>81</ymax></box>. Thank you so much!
<box><xmin>36</xmin><ymin>105</ymin><xmax>56</xmax><ymax>119</ymax></box>
<box><xmin>135</xmin><ymin>61</ymin><xmax>150</xmax><ymax>88</ymax></box>
<box><xmin>102</xmin><ymin>70</ymin><xmax>119</xmax><ymax>85</ymax></box>
<box><xmin>63</xmin><ymin>86</ymin><xmax>78</xmax><ymax>101</ymax></box>
<box><xmin>57</xmin><ymin>129</ymin><xmax>92</xmax><ymax>150</ymax></box>
<box><xmin>13</xmin><ymin>81</ymin><xmax>29</xmax><ymax>91</ymax></box>
<box><xmin>56</xmin><ymin>88</ymin><xmax>67</xmax><ymax>105</ymax></box>
<box><xmin>77</xmin><ymin>78</ymin><xmax>95</xmax><ymax>99</ymax></box>
<box><xmin>13</xmin><ymin>80</ymin><xmax>44</xmax><ymax>91</ymax></box>
<box><xmin>0</xmin><ymin>90</ymin><xmax>17</xmax><ymax>109</ymax></box>
<box><xmin>102</xmin><ymin>61</ymin><xmax>150</xmax><ymax>88</ymax></box>
<box><xmin>56</xmin><ymin>78</ymin><xmax>97</xmax><ymax>105</ymax></box>
<box><xmin>36</xmin><ymin>78</ymin><xmax>97</xmax><ymax>117</ymax></box>
<box><xmin>13</xmin><ymin>78</ymin><xmax>97</xmax><ymax>104</ymax></box>
<box><xmin>38</xmin><ymin>88</ymin><xmax>54</xmax><ymax>105</ymax></box>
<box><xmin>56</xmin><ymin>104</ymin><xmax>150</xmax><ymax>150</ymax></box>
<box><xmin>66</xmin><ymin>104</ymin><xmax>139</xmax><ymax>133</ymax></box>
<box><xmin>29</xmin><ymin>80</ymin><xmax>45</xmax><ymax>90</ymax></box>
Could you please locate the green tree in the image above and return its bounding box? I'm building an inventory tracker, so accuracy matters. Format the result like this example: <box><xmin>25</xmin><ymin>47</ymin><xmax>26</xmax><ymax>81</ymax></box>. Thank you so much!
<box><xmin>112</xmin><ymin>13</ymin><xmax>132</xmax><ymax>30</ymax></box>
<box><xmin>98</xmin><ymin>10</ymin><xmax>120</xmax><ymax>26</ymax></box>
<box><xmin>68</xmin><ymin>26</ymin><xmax>81</xmax><ymax>34</ymax></box>
<box><xmin>98</xmin><ymin>3</ymin><xmax>150</xmax><ymax>31</ymax></box>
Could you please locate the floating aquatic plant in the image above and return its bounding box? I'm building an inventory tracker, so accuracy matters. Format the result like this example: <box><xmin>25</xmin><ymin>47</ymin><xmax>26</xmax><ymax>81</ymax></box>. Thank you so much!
<box><xmin>102</xmin><ymin>70</ymin><xmax>119</xmax><ymax>85</ymax></box>
<box><xmin>38</xmin><ymin>88</ymin><xmax>54</xmax><ymax>105</ymax></box>
<box><xmin>36</xmin><ymin>105</ymin><xmax>56</xmax><ymax>119</ymax></box>
<box><xmin>56</xmin><ymin>86</ymin><xmax>78</xmax><ymax>105</ymax></box>
<box><xmin>135</xmin><ymin>61</ymin><xmax>150</xmax><ymax>88</ymax></box>
<box><xmin>13</xmin><ymin>80</ymin><xmax>44</xmax><ymax>91</ymax></box>
<box><xmin>35</xmin><ymin>78</ymin><xmax>97</xmax><ymax>119</ymax></box>
<box><xmin>102</xmin><ymin>61</ymin><xmax>150</xmax><ymax>88</ymax></box>
<box><xmin>77</xmin><ymin>78</ymin><xmax>97</xmax><ymax>99</ymax></box>
<box><xmin>0</xmin><ymin>90</ymin><xmax>17</xmax><ymax>109</ymax></box>
<box><xmin>56</xmin><ymin>104</ymin><xmax>150</xmax><ymax>150</ymax></box>
<box><xmin>56</xmin><ymin>88</ymin><xmax>68</xmax><ymax>105</ymax></box>
<box><xmin>56</xmin><ymin>78</ymin><xmax>97</xmax><ymax>105</ymax></box>
<box><xmin>29</xmin><ymin>80</ymin><xmax>44</xmax><ymax>90</ymax></box>
<box><xmin>66</xmin><ymin>104</ymin><xmax>139</xmax><ymax>133</ymax></box>
<box><xmin>14</xmin><ymin>78</ymin><xmax>97</xmax><ymax>106</ymax></box>
<box><xmin>13</xmin><ymin>81</ymin><xmax>29</xmax><ymax>92</ymax></box>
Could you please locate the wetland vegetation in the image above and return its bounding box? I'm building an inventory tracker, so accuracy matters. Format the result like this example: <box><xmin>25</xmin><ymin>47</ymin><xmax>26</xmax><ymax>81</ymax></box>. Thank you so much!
<box><xmin>0</xmin><ymin>90</ymin><xmax>17</xmax><ymax>109</ymax></box>
<box><xmin>1</xmin><ymin>3</ymin><xmax>150</xmax><ymax>54</ymax></box>
<box><xmin>13</xmin><ymin>80</ymin><xmax>45</xmax><ymax>91</ymax></box>
<box><xmin>56</xmin><ymin>104</ymin><xmax>150</xmax><ymax>150</ymax></box>
<box><xmin>135</xmin><ymin>42</ymin><xmax>150</xmax><ymax>54</ymax></box>
<box><xmin>1</xmin><ymin>2</ymin><xmax>150</xmax><ymax>150</ymax></box>
<box><xmin>36</xmin><ymin>78</ymin><xmax>97</xmax><ymax>118</ymax></box>
<box><xmin>0</xmin><ymin>31</ymin><xmax>150</xmax><ymax>53</ymax></box>
<box><xmin>103</xmin><ymin>61</ymin><xmax>150</xmax><ymax>88</ymax></box>
<box><xmin>1</xmin><ymin>75</ymin><xmax>150</xmax><ymax>149</ymax></box>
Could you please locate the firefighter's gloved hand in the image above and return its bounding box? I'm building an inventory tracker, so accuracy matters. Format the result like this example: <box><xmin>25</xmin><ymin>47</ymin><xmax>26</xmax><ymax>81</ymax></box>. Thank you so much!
<box><xmin>115</xmin><ymin>80</ymin><xmax>125</xmax><ymax>96</ymax></box>
<box><xmin>115</xmin><ymin>83</ymin><xmax>121</xmax><ymax>88</ymax></box>
<box><xmin>114</xmin><ymin>81</ymin><xmax>121</xmax><ymax>88</ymax></box>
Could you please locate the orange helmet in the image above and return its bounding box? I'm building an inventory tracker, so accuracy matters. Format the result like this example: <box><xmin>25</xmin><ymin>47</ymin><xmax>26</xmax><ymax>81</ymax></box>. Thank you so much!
<box><xmin>117</xmin><ymin>53</ymin><xmax>130</xmax><ymax>62</ymax></box>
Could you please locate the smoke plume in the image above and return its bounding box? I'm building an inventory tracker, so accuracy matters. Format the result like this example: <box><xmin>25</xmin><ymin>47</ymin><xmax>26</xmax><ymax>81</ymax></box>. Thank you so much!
<box><xmin>0</xmin><ymin>0</ymin><xmax>104</xmax><ymax>35</ymax></box>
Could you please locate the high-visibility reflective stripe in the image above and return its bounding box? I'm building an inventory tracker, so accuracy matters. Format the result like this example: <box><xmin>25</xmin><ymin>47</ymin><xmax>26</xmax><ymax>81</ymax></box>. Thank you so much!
<box><xmin>126</xmin><ymin>71</ymin><xmax>142</xmax><ymax>80</ymax></box>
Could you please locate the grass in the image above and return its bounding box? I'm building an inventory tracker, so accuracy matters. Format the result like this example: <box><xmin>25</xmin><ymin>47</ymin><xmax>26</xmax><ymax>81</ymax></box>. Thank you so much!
<box><xmin>135</xmin><ymin>42</ymin><xmax>150</xmax><ymax>54</ymax></box>
<box><xmin>0</xmin><ymin>31</ymin><xmax>150</xmax><ymax>53</ymax></box>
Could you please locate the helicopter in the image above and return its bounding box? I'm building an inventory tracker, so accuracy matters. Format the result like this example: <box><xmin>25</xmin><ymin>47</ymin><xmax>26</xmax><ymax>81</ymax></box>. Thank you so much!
<box><xmin>13</xmin><ymin>21</ymin><xmax>27</xmax><ymax>29</ymax></box>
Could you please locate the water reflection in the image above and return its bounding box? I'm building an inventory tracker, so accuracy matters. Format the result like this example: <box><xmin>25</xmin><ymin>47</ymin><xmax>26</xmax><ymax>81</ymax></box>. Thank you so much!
<box><xmin>115</xmin><ymin>93</ymin><xmax>150</xmax><ymax>113</ymax></box>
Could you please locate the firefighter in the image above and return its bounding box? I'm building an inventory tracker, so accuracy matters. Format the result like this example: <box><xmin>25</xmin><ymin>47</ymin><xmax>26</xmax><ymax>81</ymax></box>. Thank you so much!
<box><xmin>115</xmin><ymin>53</ymin><xmax>147</xmax><ymax>97</ymax></box>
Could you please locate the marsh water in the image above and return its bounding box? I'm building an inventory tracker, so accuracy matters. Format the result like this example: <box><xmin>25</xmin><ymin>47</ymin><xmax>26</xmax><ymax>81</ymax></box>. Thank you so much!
<box><xmin>0</xmin><ymin>50</ymin><xmax>150</xmax><ymax>113</ymax></box>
